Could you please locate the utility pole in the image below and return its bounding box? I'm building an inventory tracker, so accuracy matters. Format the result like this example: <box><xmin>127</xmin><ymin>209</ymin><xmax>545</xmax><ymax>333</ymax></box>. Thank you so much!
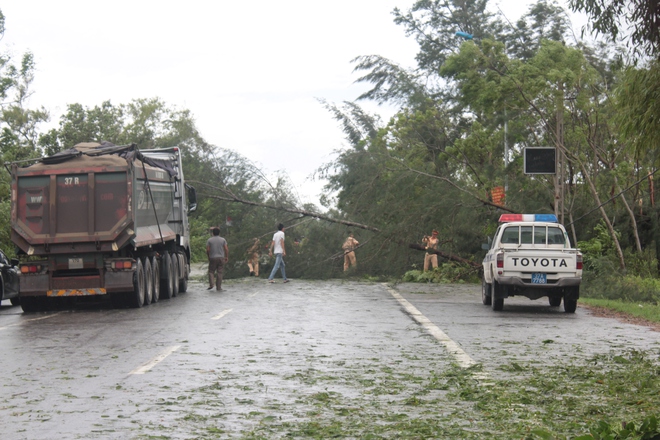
<box><xmin>555</xmin><ymin>83</ymin><xmax>564</xmax><ymax>224</ymax></box>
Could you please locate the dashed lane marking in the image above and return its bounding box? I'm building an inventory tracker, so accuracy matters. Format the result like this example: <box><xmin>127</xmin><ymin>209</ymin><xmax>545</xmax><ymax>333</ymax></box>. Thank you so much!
<box><xmin>129</xmin><ymin>345</ymin><xmax>181</xmax><ymax>375</ymax></box>
<box><xmin>0</xmin><ymin>313</ymin><xmax>61</xmax><ymax>331</ymax></box>
<box><xmin>212</xmin><ymin>309</ymin><xmax>233</xmax><ymax>320</ymax></box>
<box><xmin>385</xmin><ymin>284</ymin><xmax>489</xmax><ymax>380</ymax></box>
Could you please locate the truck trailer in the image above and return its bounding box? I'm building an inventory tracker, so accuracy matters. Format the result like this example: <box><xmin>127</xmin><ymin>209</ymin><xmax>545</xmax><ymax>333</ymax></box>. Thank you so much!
<box><xmin>9</xmin><ymin>142</ymin><xmax>197</xmax><ymax>312</ymax></box>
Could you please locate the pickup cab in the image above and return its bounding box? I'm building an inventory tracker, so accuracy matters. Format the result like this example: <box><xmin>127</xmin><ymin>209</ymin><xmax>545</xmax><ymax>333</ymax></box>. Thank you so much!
<box><xmin>482</xmin><ymin>214</ymin><xmax>583</xmax><ymax>312</ymax></box>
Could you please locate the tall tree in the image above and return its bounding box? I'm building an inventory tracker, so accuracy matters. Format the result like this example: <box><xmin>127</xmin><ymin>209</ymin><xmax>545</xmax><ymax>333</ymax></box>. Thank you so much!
<box><xmin>569</xmin><ymin>0</ymin><xmax>660</xmax><ymax>59</ymax></box>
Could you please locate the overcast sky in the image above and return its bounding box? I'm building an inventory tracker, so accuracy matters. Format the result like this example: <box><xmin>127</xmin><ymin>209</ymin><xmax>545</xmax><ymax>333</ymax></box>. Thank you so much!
<box><xmin>2</xmin><ymin>1</ymin><xmax>581</xmax><ymax>206</ymax></box>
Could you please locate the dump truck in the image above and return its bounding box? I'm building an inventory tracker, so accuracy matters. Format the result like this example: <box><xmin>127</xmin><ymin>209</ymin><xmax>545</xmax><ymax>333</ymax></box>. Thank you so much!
<box><xmin>9</xmin><ymin>142</ymin><xmax>197</xmax><ymax>312</ymax></box>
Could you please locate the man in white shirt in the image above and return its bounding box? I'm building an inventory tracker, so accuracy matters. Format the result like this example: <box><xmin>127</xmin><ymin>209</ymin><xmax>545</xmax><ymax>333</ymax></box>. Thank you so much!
<box><xmin>268</xmin><ymin>223</ymin><xmax>289</xmax><ymax>283</ymax></box>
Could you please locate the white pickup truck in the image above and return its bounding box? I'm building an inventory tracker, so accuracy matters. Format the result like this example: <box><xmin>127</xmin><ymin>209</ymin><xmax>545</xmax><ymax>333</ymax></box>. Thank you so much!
<box><xmin>482</xmin><ymin>214</ymin><xmax>583</xmax><ymax>313</ymax></box>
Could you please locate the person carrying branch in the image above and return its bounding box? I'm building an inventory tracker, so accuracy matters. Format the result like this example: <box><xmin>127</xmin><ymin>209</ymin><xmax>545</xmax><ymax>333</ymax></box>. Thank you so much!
<box><xmin>342</xmin><ymin>232</ymin><xmax>359</xmax><ymax>271</ymax></box>
<box><xmin>246</xmin><ymin>238</ymin><xmax>260</xmax><ymax>277</ymax></box>
<box><xmin>422</xmin><ymin>229</ymin><xmax>439</xmax><ymax>271</ymax></box>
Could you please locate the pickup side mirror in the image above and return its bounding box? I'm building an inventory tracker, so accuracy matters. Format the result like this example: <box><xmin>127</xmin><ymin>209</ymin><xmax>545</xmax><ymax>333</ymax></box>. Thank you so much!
<box><xmin>481</xmin><ymin>236</ymin><xmax>493</xmax><ymax>250</ymax></box>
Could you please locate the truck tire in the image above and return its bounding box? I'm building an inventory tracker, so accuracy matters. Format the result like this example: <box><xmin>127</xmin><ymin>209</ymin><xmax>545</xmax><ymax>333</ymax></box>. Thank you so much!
<box><xmin>481</xmin><ymin>277</ymin><xmax>492</xmax><ymax>306</ymax></box>
<box><xmin>178</xmin><ymin>253</ymin><xmax>188</xmax><ymax>293</ymax></box>
<box><xmin>143</xmin><ymin>257</ymin><xmax>153</xmax><ymax>306</ymax></box>
<box><xmin>151</xmin><ymin>256</ymin><xmax>160</xmax><ymax>303</ymax></box>
<box><xmin>10</xmin><ymin>296</ymin><xmax>20</xmax><ymax>306</ymax></box>
<box><xmin>564</xmin><ymin>298</ymin><xmax>577</xmax><ymax>313</ymax></box>
<box><xmin>111</xmin><ymin>292</ymin><xmax>127</xmax><ymax>309</ymax></box>
<box><xmin>171</xmin><ymin>252</ymin><xmax>179</xmax><ymax>297</ymax></box>
<box><xmin>127</xmin><ymin>259</ymin><xmax>145</xmax><ymax>308</ymax></box>
<box><xmin>159</xmin><ymin>252</ymin><xmax>174</xmax><ymax>300</ymax></box>
<box><xmin>20</xmin><ymin>297</ymin><xmax>43</xmax><ymax>313</ymax></box>
<box><xmin>491</xmin><ymin>281</ymin><xmax>504</xmax><ymax>311</ymax></box>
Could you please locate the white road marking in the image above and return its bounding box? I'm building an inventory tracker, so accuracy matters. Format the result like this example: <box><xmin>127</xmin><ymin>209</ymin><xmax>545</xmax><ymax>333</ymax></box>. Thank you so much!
<box><xmin>0</xmin><ymin>313</ymin><xmax>61</xmax><ymax>331</ymax></box>
<box><xmin>211</xmin><ymin>308</ymin><xmax>233</xmax><ymax>320</ymax></box>
<box><xmin>129</xmin><ymin>345</ymin><xmax>181</xmax><ymax>375</ymax></box>
<box><xmin>385</xmin><ymin>285</ymin><xmax>489</xmax><ymax>380</ymax></box>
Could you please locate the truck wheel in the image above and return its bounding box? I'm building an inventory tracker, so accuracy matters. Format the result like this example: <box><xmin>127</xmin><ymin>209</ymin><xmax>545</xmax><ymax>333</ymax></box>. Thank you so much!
<box><xmin>481</xmin><ymin>277</ymin><xmax>492</xmax><ymax>306</ymax></box>
<box><xmin>10</xmin><ymin>296</ymin><xmax>20</xmax><ymax>306</ymax></box>
<box><xmin>111</xmin><ymin>292</ymin><xmax>127</xmax><ymax>309</ymax></box>
<box><xmin>178</xmin><ymin>253</ymin><xmax>188</xmax><ymax>294</ymax></box>
<box><xmin>151</xmin><ymin>256</ymin><xmax>160</xmax><ymax>303</ymax></box>
<box><xmin>549</xmin><ymin>296</ymin><xmax>562</xmax><ymax>307</ymax></box>
<box><xmin>128</xmin><ymin>259</ymin><xmax>145</xmax><ymax>308</ymax></box>
<box><xmin>564</xmin><ymin>298</ymin><xmax>577</xmax><ymax>313</ymax></box>
<box><xmin>20</xmin><ymin>297</ymin><xmax>42</xmax><ymax>313</ymax></box>
<box><xmin>159</xmin><ymin>253</ymin><xmax>174</xmax><ymax>300</ymax></box>
<box><xmin>171</xmin><ymin>252</ymin><xmax>179</xmax><ymax>297</ymax></box>
<box><xmin>143</xmin><ymin>257</ymin><xmax>153</xmax><ymax>306</ymax></box>
<box><xmin>491</xmin><ymin>281</ymin><xmax>504</xmax><ymax>311</ymax></box>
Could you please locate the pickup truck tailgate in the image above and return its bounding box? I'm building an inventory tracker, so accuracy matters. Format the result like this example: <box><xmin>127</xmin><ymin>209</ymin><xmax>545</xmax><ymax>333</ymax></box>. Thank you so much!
<box><xmin>503</xmin><ymin>250</ymin><xmax>578</xmax><ymax>274</ymax></box>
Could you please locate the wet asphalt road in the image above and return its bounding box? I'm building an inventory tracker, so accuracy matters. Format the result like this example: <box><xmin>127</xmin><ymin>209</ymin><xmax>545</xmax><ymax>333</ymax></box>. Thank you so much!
<box><xmin>0</xmin><ymin>276</ymin><xmax>658</xmax><ymax>439</ymax></box>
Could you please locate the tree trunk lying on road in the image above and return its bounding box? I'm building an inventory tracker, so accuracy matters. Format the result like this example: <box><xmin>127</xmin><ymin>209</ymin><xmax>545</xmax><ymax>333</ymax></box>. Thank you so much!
<box><xmin>407</xmin><ymin>243</ymin><xmax>480</xmax><ymax>268</ymax></box>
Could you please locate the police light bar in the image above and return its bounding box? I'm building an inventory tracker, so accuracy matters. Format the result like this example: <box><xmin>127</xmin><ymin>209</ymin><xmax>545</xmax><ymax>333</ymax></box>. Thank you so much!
<box><xmin>498</xmin><ymin>214</ymin><xmax>558</xmax><ymax>223</ymax></box>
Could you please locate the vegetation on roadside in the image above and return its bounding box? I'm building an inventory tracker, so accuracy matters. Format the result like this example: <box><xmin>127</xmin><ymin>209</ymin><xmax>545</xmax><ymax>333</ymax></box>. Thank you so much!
<box><xmin>581</xmin><ymin>298</ymin><xmax>660</xmax><ymax>325</ymax></box>
<box><xmin>151</xmin><ymin>346</ymin><xmax>660</xmax><ymax>439</ymax></box>
<box><xmin>403</xmin><ymin>262</ymin><xmax>481</xmax><ymax>284</ymax></box>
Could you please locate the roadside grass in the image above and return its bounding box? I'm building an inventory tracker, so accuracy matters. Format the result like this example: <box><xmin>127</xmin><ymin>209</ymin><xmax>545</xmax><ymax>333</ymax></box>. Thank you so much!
<box><xmin>581</xmin><ymin>298</ymin><xmax>660</xmax><ymax>324</ymax></box>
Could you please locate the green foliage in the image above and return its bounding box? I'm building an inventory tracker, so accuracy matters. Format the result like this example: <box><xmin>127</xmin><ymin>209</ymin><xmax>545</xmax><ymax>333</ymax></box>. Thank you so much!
<box><xmin>0</xmin><ymin>200</ymin><xmax>12</xmax><ymax>257</ymax></box>
<box><xmin>578</xmin><ymin>221</ymin><xmax>619</xmax><ymax>271</ymax></box>
<box><xmin>38</xmin><ymin>98</ymin><xmax>201</xmax><ymax>154</ymax></box>
<box><xmin>583</xmin><ymin>274</ymin><xmax>660</xmax><ymax>303</ymax></box>
<box><xmin>402</xmin><ymin>263</ymin><xmax>480</xmax><ymax>284</ymax></box>
<box><xmin>578</xmin><ymin>219</ymin><xmax>660</xmax><ymax>303</ymax></box>
<box><xmin>615</xmin><ymin>62</ymin><xmax>660</xmax><ymax>166</ymax></box>
<box><xmin>569</xmin><ymin>0</ymin><xmax>660</xmax><ymax>59</ymax></box>
<box><xmin>583</xmin><ymin>415</ymin><xmax>660</xmax><ymax>440</ymax></box>
<box><xmin>581</xmin><ymin>298</ymin><xmax>660</xmax><ymax>324</ymax></box>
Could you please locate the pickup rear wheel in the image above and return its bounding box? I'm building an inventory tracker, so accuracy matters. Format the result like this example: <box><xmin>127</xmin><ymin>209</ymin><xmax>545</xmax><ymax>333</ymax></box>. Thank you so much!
<box><xmin>549</xmin><ymin>296</ymin><xmax>562</xmax><ymax>307</ymax></box>
<box><xmin>491</xmin><ymin>281</ymin><xmax>504</xmax><ymax>311</ymax></box>
<box><xmin>481</xmin><ymin>277</ymin><xmax>492</xmax><ymax>305</ymax></box>
<box><xmin>564</xmin><ymin>286</ymin><xmax>579</xmax><ymax>313</ymax></box>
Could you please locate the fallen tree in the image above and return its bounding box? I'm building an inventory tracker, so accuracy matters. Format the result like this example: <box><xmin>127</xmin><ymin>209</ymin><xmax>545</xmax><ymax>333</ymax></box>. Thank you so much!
<box><xmin>407</xmin><ymin>243</ymin><xmax>480</xmax><ymax>268</ymax></box>
<box><xmin>192</xmin><ymin>180</ymin><xmax>479</xmax><ymax>268</ymax></box>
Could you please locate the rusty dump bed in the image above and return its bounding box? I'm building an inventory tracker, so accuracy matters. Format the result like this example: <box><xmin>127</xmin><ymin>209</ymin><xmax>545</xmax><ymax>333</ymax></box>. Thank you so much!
<box><xmin>10</xmin><ymin>142</ymin><xmax>179</xmax><ymax>256</ymax></box>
